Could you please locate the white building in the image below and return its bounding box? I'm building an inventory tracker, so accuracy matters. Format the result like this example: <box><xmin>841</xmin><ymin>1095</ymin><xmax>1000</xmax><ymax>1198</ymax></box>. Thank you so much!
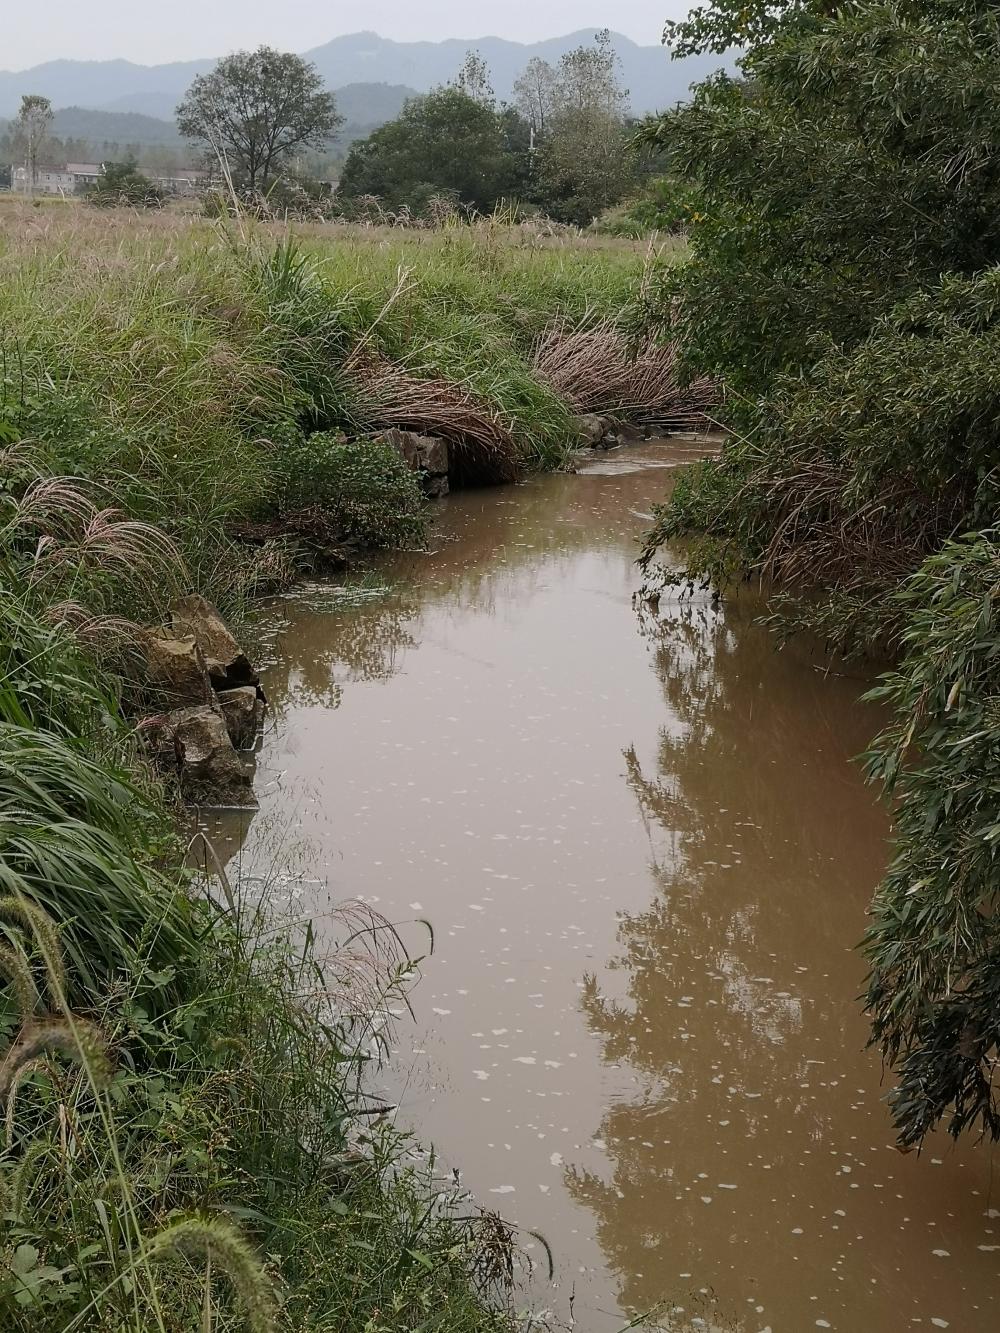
<box><xmin>8</xmin><ymin>161</ymin><xmax>209</xmax><ymax>197</ymax></box>
<box><xmin>66</xmin><ymin>163</ymin><xmax>103</xmax><ymax>189</ymax></box>
<box><xmin>11</xmin><ymin>162</ymin><xmax>102</xmax><ymax>195</ymax></box>
<box><xmin>13</xmin><ymin>164</ymin><xmax>75</xmax><ymax>195</ymax></box>
<box><xmin>151</xmin><ymin>168</ymin><xmax>210</xmax><ymax>195</ymax></box>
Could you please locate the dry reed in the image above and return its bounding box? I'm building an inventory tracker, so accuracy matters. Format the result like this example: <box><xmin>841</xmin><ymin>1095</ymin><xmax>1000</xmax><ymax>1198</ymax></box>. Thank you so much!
<box><xmin>353</xmin><ymin>360</ymin><xmax>521</xmax><ymax>486</ymax></box>
<box><xmin>750</xmin><ymin>454</ymin><xmax>963</xmax><ymax>596</ymax></box>
<box><xmin>533</xmin><ymin>319</ymin><xmax>716</xmax><ymax>429</ymax></box>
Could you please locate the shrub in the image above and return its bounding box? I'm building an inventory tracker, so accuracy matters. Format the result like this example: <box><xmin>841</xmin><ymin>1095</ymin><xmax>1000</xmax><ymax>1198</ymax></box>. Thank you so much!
<box><xmin>87</xmin><ymin>161</ymin><xmax>164</xmax><ymax>209</ymax></box>
<box><xmin>595</xmin><ymin>174</ymin><xmax>701</xmax><ymax>237</ymax></box>
<box><xmin>271</xmin><ymin>430</ymin><xmax>428</xmax><ymax>548</ymax></box>
<box><xmin>864</xmin><ymin>534</ymin><xmax>1000</xmax><ymax>1146</ymax></box>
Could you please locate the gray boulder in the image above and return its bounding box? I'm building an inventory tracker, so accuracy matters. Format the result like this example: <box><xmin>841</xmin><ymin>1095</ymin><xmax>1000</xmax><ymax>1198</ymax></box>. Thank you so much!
<box><xmin>143</xmin><ymin>704</ymin><xmax>257</xmax><ymax>808</ymax></box>
<box><xmin>170</xmin><ymin>594</ymin><xmax>257</xmax><ymax>690</ymax></box>
<box><xmin>575</xmin><ymin>414</ymin><xmax>606</xmax><ymax>447</ymax></box>
<box><xmin>141</xmin><ymin>631</ymin><xmax>214</xmax><ymax>707</ymax></box>
<box><xmin>376</xmin><ymin>428</ymin><xmax>450</xmax><ymax>497</ymax></box>
<box><xmin>379</xmin><ymin>427</ymin><xmax>422</xmax><ymax>468</ymax></box>
<box><xmin>416</xmin><ymin>436</ymin><xmax>449</xmax><ymax>477</ymax></box>
<box><xmin>217</xmin><ymin>686</ymin><xmax>264</xmax><ymax>751</ymax></box>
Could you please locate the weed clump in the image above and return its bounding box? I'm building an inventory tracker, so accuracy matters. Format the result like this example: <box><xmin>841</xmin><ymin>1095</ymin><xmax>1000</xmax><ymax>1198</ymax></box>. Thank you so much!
<box><xmin>271</xmin><ymin>428</ymin><xmax>429</xmax><ymax>548</ymax></box>
<box><xmin>145</xmin><ymin>1214</ymin><xmax>278</xmax><ymax>1333</ymax></box>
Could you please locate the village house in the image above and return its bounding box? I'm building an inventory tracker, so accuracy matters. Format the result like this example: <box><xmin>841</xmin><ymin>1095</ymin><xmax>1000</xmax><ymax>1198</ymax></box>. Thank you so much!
<box><xmin>153</xmin><ymin>167</ymin><xmax>210</xmax><ymax>194</ymax></box>
<box><xmin>11</xmin><ymin>162</ymin><xmax>102</xmax><ymax>195</ymax></box>
<box><xmin>7</xmin><ymin>163</ymin><xmax>209</xmax><ymax>196</ymax></box>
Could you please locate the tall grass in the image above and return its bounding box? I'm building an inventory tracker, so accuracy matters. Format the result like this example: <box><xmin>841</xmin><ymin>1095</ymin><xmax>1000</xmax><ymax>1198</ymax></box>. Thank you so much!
<box><xmin>0</xmin><ymin>204</ymin><xmax>679</xmax><ymax>1328</ymax></box>
<box><xmin>0</xmin><ymin>585</ymin><xmax>526</xmax><ymax>1329</ymax></box>
<box><xmin>0</xmin><ymin>859</ymin><xmax>521</xmax><ymax>1330</ymax></box>
<box><xmin>0</xmin><ymin>203</ymin><xmax>670</xmax><ymax>593</ymax></box>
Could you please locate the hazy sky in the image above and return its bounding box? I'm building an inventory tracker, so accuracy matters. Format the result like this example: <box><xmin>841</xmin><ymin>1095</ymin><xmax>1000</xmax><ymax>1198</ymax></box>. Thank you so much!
<box><xmin>7</xmin><ymin>1</ymin><xmax>689</xmax><ymax>70</ymax></box>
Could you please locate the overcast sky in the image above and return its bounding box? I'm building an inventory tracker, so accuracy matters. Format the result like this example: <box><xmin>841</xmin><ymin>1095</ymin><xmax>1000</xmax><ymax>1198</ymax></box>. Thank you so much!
<box><xmin>6</xmin><ymin>1</ymin><xmax>689</xmax><ymax>70</ymax></box>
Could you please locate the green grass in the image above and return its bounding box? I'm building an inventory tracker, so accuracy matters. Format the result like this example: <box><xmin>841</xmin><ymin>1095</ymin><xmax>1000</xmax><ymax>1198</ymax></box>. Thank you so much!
<box><xmin>0</xmin><ymin>203</ymin><xmax>635</xmax><ymax>1330</ymax></box>
<box><xmin>0</xmin><ymin>565</ymin><xmax>526</xmax><ymax>1330</ymax></box>
<box><xmin>0</xmin><ymin>203</ymin><xmax>663</xmax><ymax>599</ymax></box>
<box><xmin>0</xmin><ymin>843</ymin><xmax>525</xmax><ymax>1330</ymax></box>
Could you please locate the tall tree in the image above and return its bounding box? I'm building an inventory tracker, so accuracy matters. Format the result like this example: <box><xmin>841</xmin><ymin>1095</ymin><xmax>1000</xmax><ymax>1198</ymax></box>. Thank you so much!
<box><xmin>337</xmin><ymin>87</ymin><xmax>523</xmax><ymax>216</ymax></box>
<box><xmin>176</xmin><ymin>48</ymin><xmax>341</xmax><ymax>191</ymax></box>
<box><xmin>531</xmin><ymin>31</ymin><xmax>632</xmax><ymax>224</ymax></box>
<box><xmin>552</xmin><ymin>29</ymin><xmax>628</xmax><ymax>118</ymax></box>
<box><xmin>513</xmin><ymin>57</ymin><xmax>558</xmax><ymax>139</ymax></box>
<box><xmin>456</xmin><ymin>50</ymin><xmax>495</xmax><ymax>106</ymax></box>
<box><xmin>14</xmin><ymin>95</ymin><xmax>52</xmax><ymax>196</ymax></box>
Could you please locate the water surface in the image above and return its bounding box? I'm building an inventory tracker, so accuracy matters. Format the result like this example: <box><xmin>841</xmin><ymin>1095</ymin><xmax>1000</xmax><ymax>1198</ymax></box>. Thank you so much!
<box><xmin>215</xmin><ymin>443</ymin><xmax>1000</xmax><ymax>1332</ymax></box>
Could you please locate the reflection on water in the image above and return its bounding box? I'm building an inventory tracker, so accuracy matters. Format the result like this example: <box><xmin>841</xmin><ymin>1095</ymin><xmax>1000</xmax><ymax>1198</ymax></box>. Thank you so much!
<box><xmin>219</xmin><ymin>443</ymin><xmax>1000</xmax><ymax>1332</ymax></box>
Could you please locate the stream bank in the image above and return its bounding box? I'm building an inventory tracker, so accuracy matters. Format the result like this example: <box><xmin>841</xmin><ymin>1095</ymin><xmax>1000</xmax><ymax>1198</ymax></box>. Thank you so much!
<box><xmin>208</xmin><ymin>440</ymin><xmax>1000</xmax><ymax>1333</ymax></box>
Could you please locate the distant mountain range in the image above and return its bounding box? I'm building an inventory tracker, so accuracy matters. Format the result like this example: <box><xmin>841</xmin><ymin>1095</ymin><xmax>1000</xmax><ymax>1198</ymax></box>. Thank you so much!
<box><xmin>0</xmin><ymin>29</ymin><xmax>732</xmax><ymax>121</ymax></box>
<box><xmin>49</xmin><ymin>106</ymin><xmax>184</xmax><ymax>147</ymax></box>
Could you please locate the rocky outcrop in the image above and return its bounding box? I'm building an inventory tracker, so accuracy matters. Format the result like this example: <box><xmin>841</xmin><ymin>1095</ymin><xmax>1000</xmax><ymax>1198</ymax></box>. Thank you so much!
<box><xmin>170</xmin><ymin>594</ymin><xmax>258</xmax><ymax>691</ymax></box>
<box><xmin>140</xmin><ymin>596</ymin><xmax>265</xmax><ymax>808</ymax></box>
<box><xmin>143</xmin><ymin>705</ymin><xmax>257</xmax><ymax>808</ymax></box>
<box><xmin>141</xmin><ymin>631</ymin><xmax>215</xmax><ymax>708</ymax></box>
<box><xmin>217</xmin><ymin>686</ymin><xmax>265</xmax><ymax>752</ymax></box>
<box><xmin>575</xmin><ymin>414</ymin><xmax>651</xmax><ymax>450</ymax></box>
<box><xmin>379</xmin><ymin>428</ymin><xmax>451</xmax><ymax>498</ymax></box>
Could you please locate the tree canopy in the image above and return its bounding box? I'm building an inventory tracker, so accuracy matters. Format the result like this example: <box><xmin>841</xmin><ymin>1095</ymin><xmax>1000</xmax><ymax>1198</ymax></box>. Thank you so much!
<box><xmin>176</xmin><ymin>47</ymin><xmax>342</xmax><ymax>191</ymax></box>
<box><xmin>638</xmin><ymin>0</ymin><xmax>1000</xmax><ymax>1146</ymax></box>
<box><xmin>13</xmin><ymin>95</ymin><xmax>52</xmax><ymax>191</ymax></box>
<box><xmin>337</xmin><ymin>85</ymin><xmax>523</xmax><ymax>215</ymax></box>
<box><xmin>338</xmin><ymin>37</ymin><xmax>638</xmax><ymax>225</ymax></box>
<box><xmin>528</xmin><ymin>30</ymin><xmax>633</xmax><ymax>225</ymax></box>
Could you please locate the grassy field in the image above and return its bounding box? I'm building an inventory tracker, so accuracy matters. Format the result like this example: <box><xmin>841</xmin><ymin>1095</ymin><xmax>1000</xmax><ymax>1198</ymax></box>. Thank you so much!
<box><xmin>0</xmin><ymin>201</ymin><xmax>675</xmax><ymax>1328</ymax></box>
<box><xmin>0</xmin><ymin>201</ymin><xmax>677</xmax><ymax>598</ymax></box>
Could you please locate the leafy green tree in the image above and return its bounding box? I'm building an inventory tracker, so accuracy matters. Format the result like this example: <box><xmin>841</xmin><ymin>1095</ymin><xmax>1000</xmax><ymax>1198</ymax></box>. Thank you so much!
<box><xmin>639</xmin><ymin>0</ymin><xmax>1000</xmax><ymax>615</ymax></box>
<box><xmin>176</xmin><ymin>48</ymin><xmax>341</xmax><ymax>191</ymax></box>
<box><xmin>638</xmin><ymin>0</ymin><xmax>1000</xmax><ymax>1145</ymax></box>
<box><xmin>530</xmin><ymin>31</ymin><xmax>634</xmax><ymax>225</ymax></box>
<box><xmin>337</xmin><ymin>87</ymin><xmax>524</xmax><ymax>215</ymax></box>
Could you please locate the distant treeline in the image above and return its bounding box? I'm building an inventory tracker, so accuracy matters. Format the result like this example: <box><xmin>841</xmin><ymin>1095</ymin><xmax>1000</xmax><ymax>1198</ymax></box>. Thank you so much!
<box><xmin>0</xmin><ymin>82</ymin><xmax>419</xmax><ymax>176</ymax></box>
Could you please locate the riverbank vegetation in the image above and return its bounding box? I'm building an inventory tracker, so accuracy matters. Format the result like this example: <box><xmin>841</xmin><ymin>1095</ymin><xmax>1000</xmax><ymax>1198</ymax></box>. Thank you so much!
<box><xmin>0</xmin><ymin>201</ymin><xmax>675</xmax><ymax>590</ymax></box>
<box><xmin>639</xmin><ymin>0</ymin><xmax>1000</xmax><ymax>1147</ymax></box>
<box><xmin>0</xmin><ymin>570</ymin><xmax>525</xmax><ymax>1327</ymax></box>
<box><xmin>0</xmin><ymin>198</ymin><xmax>683</xmax><ymax>1324</ymax></box>
<box><xmin>0</xmin><ymin>369</ymin><xmax>532</xmax><ymax>1323</ymax></box>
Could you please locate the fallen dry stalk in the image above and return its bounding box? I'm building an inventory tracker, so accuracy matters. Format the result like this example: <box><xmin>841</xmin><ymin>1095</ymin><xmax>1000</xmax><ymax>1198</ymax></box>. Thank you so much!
<box><xmin>352</xmin><ymin>359</ymin><xmax>520</xmax><ymax>487</ymax></box>
<box><xmin>533</xmin><ymin>319</ymin><xmax>716</xmax><ymax>430</ymax></box>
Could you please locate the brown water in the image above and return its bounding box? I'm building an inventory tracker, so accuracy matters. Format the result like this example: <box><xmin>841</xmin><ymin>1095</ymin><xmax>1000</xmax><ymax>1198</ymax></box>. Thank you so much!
<box><xmin>213</xmin><ymin>442</ymin><xmax>1000</xmax><ymax>1333</ymax></box>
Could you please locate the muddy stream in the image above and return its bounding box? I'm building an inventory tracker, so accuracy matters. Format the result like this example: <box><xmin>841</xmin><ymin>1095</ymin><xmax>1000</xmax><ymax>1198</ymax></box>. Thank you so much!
<box><xmin>209</xmin><ymin>441</ymin><xmax>1000</xmax><ymax>1332</ymax></box>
